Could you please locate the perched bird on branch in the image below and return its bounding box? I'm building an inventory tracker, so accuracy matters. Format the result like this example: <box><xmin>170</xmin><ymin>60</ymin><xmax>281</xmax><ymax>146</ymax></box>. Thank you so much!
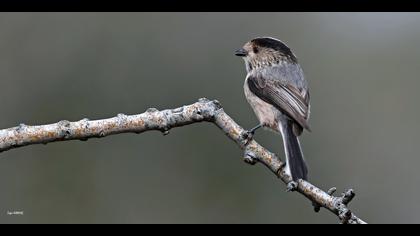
<box><xmin>235</xmin><ymin>37</ymin><xmax>311</xmax><ymax>181</ymax></box>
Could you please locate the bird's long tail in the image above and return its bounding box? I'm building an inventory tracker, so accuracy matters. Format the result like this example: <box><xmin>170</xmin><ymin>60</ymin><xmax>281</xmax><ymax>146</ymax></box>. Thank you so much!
<box><xmin>279</xmin><ymin>120</ymin><xmax>308</xmax><ymax>181</ymax></box>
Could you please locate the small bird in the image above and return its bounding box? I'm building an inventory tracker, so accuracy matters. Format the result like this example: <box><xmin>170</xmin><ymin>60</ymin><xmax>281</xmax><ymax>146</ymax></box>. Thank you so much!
<box><xmin>235</xmin><ymin>37</ymin><xmax>310</xmax><ymax>181</ymax></box>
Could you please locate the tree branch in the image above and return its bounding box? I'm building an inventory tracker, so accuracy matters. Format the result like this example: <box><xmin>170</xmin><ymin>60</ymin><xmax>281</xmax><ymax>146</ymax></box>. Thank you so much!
<box><xmin>0</xmin><ymin>98</ymin><xmax>367</xmax><ymax>224</ymax></box>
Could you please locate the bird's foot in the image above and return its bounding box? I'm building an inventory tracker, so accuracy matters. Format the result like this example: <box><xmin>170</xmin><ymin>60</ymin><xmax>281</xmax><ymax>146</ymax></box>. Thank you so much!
<box><xmin>241</xmin><ymin>124</ymin><xmax>262</xmax><ymax>145</ymax></box>
<box><xmin>242</xmin><ymin>130</ymin><xmax>255</xmax><ymax>145</ymax></box>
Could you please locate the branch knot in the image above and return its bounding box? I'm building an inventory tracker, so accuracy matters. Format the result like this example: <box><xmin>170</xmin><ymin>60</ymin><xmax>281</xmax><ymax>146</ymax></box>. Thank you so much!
<box><xmin>58</xmin><ymin>120</ymin><xmax>72</xmax><ymax>139</ymax></box>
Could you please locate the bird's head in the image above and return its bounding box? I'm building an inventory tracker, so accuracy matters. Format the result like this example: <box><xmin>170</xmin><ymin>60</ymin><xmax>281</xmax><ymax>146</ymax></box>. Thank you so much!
<box><xmin>235</xmin><ymin>37</ymin><xmax>298</xmax><ymax>72</ymax></box>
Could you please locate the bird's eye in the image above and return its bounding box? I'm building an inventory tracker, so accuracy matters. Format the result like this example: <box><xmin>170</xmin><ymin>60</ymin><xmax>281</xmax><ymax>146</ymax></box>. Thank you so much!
<box><xmin>253</xmin><ymin>47</ymin><xmax>259</xmax><ymax>53</ymax></box>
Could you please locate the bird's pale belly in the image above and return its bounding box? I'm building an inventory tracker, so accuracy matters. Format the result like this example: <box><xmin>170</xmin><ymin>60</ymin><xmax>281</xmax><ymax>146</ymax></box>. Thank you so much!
<box><xmin>244</xmin><ymin>79</ymin><xmax>281</xmax><ymax>132</ymax></box>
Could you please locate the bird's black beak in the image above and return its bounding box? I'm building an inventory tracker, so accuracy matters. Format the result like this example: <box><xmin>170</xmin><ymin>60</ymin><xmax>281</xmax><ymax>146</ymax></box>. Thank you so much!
<box><xmin>234</xmin><ymin>48</ymin><xmax>248</xmax><ymax>57</ymax></box>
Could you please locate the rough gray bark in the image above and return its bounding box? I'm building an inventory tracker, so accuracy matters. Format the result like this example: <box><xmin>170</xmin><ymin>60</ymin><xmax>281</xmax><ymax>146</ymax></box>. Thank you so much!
<box><xmin>0</xmin><ymin>98</ymin><xmax>366</xmax><ymax>224</ymax></box>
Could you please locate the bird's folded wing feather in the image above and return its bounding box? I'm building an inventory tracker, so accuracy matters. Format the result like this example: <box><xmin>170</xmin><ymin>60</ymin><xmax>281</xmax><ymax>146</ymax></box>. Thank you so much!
<box><xmin>247</xmin><ymin>74</ymin><xmax>311</xmax><ymax>131</ymax></box>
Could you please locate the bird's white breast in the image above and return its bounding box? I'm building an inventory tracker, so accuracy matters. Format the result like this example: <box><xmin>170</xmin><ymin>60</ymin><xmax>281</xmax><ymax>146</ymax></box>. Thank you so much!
<box><xmin>244</xmin><ymin>77</ymin><xmax>281</xmax><ymax>132</ymax></box>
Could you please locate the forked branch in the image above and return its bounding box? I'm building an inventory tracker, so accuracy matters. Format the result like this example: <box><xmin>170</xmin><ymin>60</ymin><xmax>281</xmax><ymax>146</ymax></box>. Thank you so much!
<box><xmin>0</xmin><ymin>98</ymin><xmax>366</xmax><ymax>224</ymax></box>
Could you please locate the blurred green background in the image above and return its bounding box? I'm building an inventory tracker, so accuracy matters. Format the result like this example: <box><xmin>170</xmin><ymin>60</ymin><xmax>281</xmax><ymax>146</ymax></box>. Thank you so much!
<box><xmin>0</xmin><ymin>13</ymin><xmax>419</xmax><ymax>224</ymax></box>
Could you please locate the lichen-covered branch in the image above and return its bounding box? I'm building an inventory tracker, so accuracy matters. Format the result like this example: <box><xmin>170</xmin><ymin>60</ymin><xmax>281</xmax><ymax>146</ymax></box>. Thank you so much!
<box><xmin>0</xmin><ymin>98</ymin><xmax>367</xmax><ymax>224</ymax></box>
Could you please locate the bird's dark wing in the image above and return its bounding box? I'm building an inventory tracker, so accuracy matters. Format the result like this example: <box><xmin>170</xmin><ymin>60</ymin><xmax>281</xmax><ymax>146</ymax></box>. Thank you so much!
<box><xmin>247</xmin><ymin>73</ymin><xmax>311</xmax><ymax>131</ymax></box>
